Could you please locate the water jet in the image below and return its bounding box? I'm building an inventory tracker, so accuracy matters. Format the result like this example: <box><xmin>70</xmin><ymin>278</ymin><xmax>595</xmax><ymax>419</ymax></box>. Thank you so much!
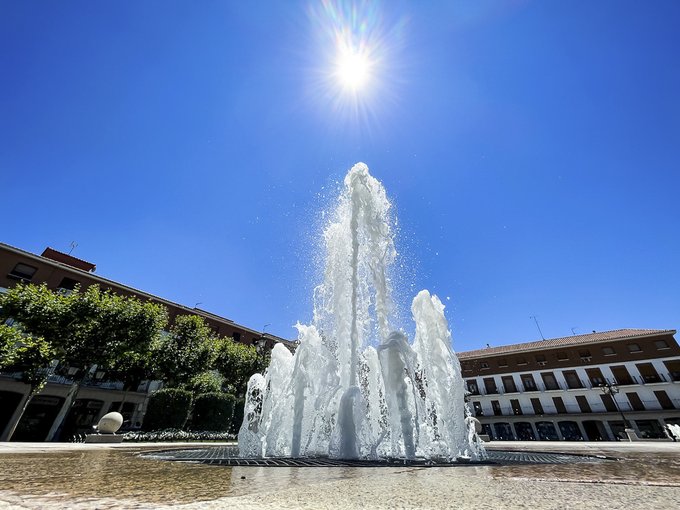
<box><xmin>238</xmin><ymin>163</ymin><xmax>484</xmax><ymax>462</ymax></box>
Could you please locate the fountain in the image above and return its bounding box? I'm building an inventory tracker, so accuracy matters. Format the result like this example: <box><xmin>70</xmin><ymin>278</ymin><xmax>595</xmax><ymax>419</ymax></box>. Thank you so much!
<box><xmin>238</xmin><ymin>163</ymin><xmax>485</xmax><ymax>462</ymax></box>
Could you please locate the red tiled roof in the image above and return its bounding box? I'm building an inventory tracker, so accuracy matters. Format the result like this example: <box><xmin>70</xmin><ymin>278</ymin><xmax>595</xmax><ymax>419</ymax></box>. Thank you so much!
<box><xmin>41</xmin><ymin>247</ymin><xmax>96</xmax><ymax>272</ymax></box>
<box><xmin>457</xmin><ymin>328</ymin><xmax>676</xmax><ymax>359</ymax></box>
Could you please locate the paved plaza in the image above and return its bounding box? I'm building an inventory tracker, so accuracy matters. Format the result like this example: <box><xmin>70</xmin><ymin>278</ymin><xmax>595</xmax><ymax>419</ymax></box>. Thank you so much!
<box><xmin>0</xmin><ymin>441</ymin><xmax>679</xmax><ymax>509</ymax></box>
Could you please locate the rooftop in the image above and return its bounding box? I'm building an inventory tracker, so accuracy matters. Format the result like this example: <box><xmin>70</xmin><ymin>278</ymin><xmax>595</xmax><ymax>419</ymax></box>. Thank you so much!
<box><xmin>1</xmin><ymin>241</ymin><xmax>292</xmax><ymax>346</ymax></box>
<box><xmin>457</xmin><ymin>328</ymin><xmax>676</xmax><ymax>359</ymax></box>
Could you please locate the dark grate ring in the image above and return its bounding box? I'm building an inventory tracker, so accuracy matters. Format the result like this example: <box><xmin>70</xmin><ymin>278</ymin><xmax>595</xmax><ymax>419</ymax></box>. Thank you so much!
<box><xmin>139</xmin><ymin>447</ymin><xmax>612</xmax><ymax>467</ymax></box>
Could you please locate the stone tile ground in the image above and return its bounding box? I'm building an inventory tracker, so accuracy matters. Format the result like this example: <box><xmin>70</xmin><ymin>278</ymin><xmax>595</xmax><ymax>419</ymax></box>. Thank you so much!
<box><xmin>0</xmin><ymin>442</ymin><xmax>678</xmax><ymax>509</ymax></box>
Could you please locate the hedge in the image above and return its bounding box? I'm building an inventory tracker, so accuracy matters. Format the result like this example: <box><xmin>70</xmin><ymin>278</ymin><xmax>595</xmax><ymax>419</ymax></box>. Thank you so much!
<box><xmin>230</xmin><ymin>397</ymin><xmax>245</xmax><ymax>434</ymax></box>
<box><xmin>142</xmin><ymin>388</ymin><xmax>193</xmax><ymax>431</ymax></box>
<box><xmin>191</xmin><ymin>392</ymin><xmax>236</xmax><ymax>432</ymax></box>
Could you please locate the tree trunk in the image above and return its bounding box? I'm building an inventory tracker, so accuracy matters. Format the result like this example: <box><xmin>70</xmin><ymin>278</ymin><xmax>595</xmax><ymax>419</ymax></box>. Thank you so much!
<box><xmin>0</xmin><ymin>390</ymin><xmax>33</xmax><ymax>441</ymax></box>
<box><xmin>45</xmin><ymin>365</ymin><xmax>97</xmax><ymax>441</ymax></box>
<box><xmin>117</xmin><ymin>388</ymin><xmax>130</xmax><ymax>412</ymax></box>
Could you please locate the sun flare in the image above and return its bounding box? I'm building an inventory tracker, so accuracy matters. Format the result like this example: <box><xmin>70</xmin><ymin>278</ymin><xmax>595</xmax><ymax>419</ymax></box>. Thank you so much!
<box><xmin>336</xmin><ymin>49</ymin><xmax>372</xmax><ymax>91</ymax></box>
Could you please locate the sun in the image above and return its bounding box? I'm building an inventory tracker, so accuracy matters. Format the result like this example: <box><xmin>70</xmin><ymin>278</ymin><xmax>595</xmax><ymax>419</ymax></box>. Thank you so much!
<box><xmin>336</xmin><ymin>49</ymin><xmax>372</xmax><ymax>91</ymax></box>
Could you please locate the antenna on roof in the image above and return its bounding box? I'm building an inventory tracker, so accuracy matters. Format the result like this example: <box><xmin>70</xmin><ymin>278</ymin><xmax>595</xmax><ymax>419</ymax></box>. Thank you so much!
<box><xmin>571</xmin><ymin>327</ymin><xmax>578</xmax><ymax>336</ymax></box>
<box><xmin>68</xmin><ymin>241</ymin><xmax>78</xmax><ymax>255</ymax></box>
<box><xmin>530</xmin><ymin>315</ymin><xmax>545</xmax><ymax>340</ymax></box>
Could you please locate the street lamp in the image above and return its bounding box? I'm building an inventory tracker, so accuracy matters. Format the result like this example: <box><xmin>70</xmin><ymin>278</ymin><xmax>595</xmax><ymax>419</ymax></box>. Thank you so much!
<box><xmin>599</xmin><ymin>381</ymin><xmax>630</xmax><ymax>432</ymax></box>
<box><xmin>252</xmin><ymin>335</ymin><xmax>266</xmax><ymax>373</ymax></box>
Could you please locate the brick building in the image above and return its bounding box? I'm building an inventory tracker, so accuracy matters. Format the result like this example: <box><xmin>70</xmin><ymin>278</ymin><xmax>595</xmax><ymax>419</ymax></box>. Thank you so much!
<box><xmin>0</xmin><ymin>242</ymin><xmax>292</xmax><ymax>441</ymax></box>
<box><xmin>460</xmin><ymin>329</ymin><xmax>680</xmax><ymax>441</ymax></box>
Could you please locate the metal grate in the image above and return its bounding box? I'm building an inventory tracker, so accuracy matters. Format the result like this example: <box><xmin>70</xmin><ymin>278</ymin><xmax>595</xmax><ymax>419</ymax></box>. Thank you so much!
<box><xmin>140</xmin><ymin>447</ymin><xmax>611</xmax><ymax>467</ymax></box>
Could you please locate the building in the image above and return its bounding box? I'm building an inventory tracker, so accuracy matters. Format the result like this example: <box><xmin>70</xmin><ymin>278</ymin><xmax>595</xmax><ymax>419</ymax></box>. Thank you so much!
<box><xmin>0</xmin><ymin>242</ymin><xmax>292</xmax><ymax>441</ymax></box>
<box><xmin>460</xmin><ymin>329</ymin><xmax>680</xmax><ymax>441</ymax></box>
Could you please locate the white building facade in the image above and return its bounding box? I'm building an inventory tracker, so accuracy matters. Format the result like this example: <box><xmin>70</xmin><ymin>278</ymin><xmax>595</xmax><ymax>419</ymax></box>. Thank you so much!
<box><xmin>460</xmin><ymin>329</ymin><xmax>680</xmax><ymax>441</ymax></box>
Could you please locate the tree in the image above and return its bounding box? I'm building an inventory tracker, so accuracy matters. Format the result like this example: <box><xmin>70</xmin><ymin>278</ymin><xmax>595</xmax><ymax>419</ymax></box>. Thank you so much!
<box><xmin>0</xmin><ymin>283</ymin><xmax>168</xmax><ymax>440</ymax></box>
<box><xmin>0</xmin><ymin>324</ymin><xmax>54</xmax><ymax>386</ymax></box>
<box><xmin>154</xmin><ymin>314</ymin><xmax>219</xmax><ymax>388</ymax></box>
<box><xmin>0</xmin><ymin>284</ymin><xmax>77</xmax><ymax>357</ymax></box>
<box><xmin>186</xmin><ymin>370</ymin><xmax>225</xmax><ymax>396</ymax></box>
<box><xmin>0</xmin><ymin>324</ymin><xmax>55</xmax><ymax>440</ymax></box>
<box><xmin>213</xmin><ymin>336</ymin><xmax>264</xmax><ymax>396</ymax></box>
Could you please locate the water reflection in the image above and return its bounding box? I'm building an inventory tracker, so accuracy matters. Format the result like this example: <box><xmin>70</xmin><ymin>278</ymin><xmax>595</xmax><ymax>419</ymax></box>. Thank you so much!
<box><xmin>489</xmin><ymin>449</ymin><xmax>680</xmax><ymax>486</ymax></box>
<box><xmin>1</xmin><ymin>446</ymin><xmax>679</xmax><ymax>507</ymax></box>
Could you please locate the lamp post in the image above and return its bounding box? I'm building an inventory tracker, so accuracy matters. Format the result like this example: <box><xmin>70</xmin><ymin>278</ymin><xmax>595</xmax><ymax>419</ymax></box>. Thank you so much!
<box><xmin>252</xmin><ymin>335</ymin><xmax>266</xmax><ymax>373</ymax></box>
<box><xmin>599</xmin><ymin>381</ymin><xmax>631</xmax><ymax>436</ymax></box>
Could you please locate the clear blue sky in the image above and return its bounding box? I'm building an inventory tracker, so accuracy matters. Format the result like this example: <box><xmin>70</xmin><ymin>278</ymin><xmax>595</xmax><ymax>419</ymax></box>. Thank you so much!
<box><xmin>2</xmin><ymin>1</ymin><xmax>679</xmax><ymax>351</ymax></box>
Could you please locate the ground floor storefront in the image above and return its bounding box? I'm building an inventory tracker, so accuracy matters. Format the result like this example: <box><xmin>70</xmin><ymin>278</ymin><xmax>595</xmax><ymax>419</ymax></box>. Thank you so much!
<box><xmin>479</xmin><ymin>411</ymin><xmax>680</xmax><ymax>441</ymax></box>
<box><xmin>0</xmin><ymin>378</ymin><xmax>150</xmax><ymax>441</ymax></box>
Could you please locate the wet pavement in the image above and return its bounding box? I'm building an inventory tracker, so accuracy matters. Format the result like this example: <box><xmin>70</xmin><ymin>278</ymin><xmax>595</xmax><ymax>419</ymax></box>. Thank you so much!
<box><xmin>0</xmin><ymin>441</ymin><xmax>679</xmax><ymax>509</ymax></box>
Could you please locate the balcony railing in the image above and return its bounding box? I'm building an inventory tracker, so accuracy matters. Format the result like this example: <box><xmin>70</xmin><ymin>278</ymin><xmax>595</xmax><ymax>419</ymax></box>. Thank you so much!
<box><xmin>464</xmin><ymin>372</ymin><xmax>677</xmax><ymax>396</ymax></box>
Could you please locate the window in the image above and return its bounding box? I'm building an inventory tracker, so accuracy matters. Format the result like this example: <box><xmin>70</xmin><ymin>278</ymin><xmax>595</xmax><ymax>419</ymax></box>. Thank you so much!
<box><xmin>610</xmin><ymin>365</ymin><xmax>634</xmax><ymax>385</ymax></box>
<box><xmin>586</xmin><ymin>368</ymin><xmax>605</xmax><ymax>387</ymax></box>
<box><xmin>8</xmin><ymin>263</ymin><xmax>37</xmax><ymax>281</ymax></box>
<box><xmin>493</xmin><ymin>422</ymin><xmax>515</xmax><ymax>441</ymax></box>
<box><xmin>654</xmin><ymin>339</ymin><xmax>670</xmax><ymax>350</ymax></box>
<box><xmin>626</xmin><ymin>392</ymin><xmax>645</xmax><ymax>411</ymax></box>
<box><xmin>541</xmin><ymin>372</ymin><xmax>560</xmax><ymax>391</ymax></box>
<box><xmin>664</xmin><ymin>360</ymin><xmax>680</xmax><ymax>382</ymax></box>
<box><xmin>232</xmin><ymin>332</ymin><xmax>241</xmax><ymax>343</ymax></box>
<box><xmin>635</xmin><ymin>419</ymin><xmax>666</xmax><ymax>439</ymax></box>
<box><xmin>491</xmin><ymin>400</ymin><xmax>503</xmax><ymax>416</ymax></box>
<box><xmin>602</xmin><ymin>346</ymin><xmax>616</xmax><ymax>356</ymax></box>
<box><xmin>600</xmin><ymin>394</ymin><xmax>617</xmax><ymax>412</ymax></box>
<box><xmin>536</xmin><ymin>421</ymin><xmax>559</xmax><ymax>440</ymax></box>
<box><xmin>484</xmin><ymin>377</ymin><xmax>499</xmax><ymax>394</ymax></box>
<box><xmin>556</xmin><ymin>351</ymin><xmax>569</xmax><ymax>361</ymax></box>
<box><xmin>516</xmin><ymin>357</ymin><xmax>528</xmax><ymax>366</ymax></box>
<box><xmin>563</xmin><ymin>370</ymin><xmax>583</xmax><ymax>389</ymax></box>
<box><xmin>521</xmin><ymin>374</ymin><xmax>537</xmax><ymax>391</ymax></box>
<box><xmin>472</xmin><ymin>401</ymin><xmax>484</xmax><ymax>416</ymax></box>
<box><xmin>575</xmin><ymin>395</ymin><xmax>592</xmax><ymax>413</ymax></box>
<box><xmin>654</xmin><ymin>390</ymin><xmax>675</xmax><ymax>410</ymax></box>
<box><xmin>501</xmin><ymin>376</ymin><xmax>517</xmax><ymax>393</ymax></box>
<box><xmin>510</xmin><ymin>399</ymin><xmax>523</xmax><ymax>415</ymax></box>
<box><xmin>535</xmin><ymin>354</ymin><xmax>547</xmax><ymax>366</ymax></box>
<box><xmin>552</xmin><ymin>397</ymin><xmax>567</xmax><ymax>414</ymax></box>
<box><xmin>579</xmin><ymin>350</ymin><xmax>592</xmax><ymax>362</ymax></box>
<box><xmin>530</xmin><ymin>398</ymin><xmax>544</xmax><ymax>415</ymax></box>
<box><xmin>636</xmin><ymin>363</ymin><xmax>661</xmax><ymax>383</ymax></box>
<box><xmin>558</xmin><ymin>421</ymin><xmax>584</xmax><ymax>441</ymax></box>
<box><xmin>58</xmin><ymin>277</ymin><xmax>79</xmax><ymax>291</ymax></box>
<box><xmin>497</xmin><ymin>358</ymin><xmax>508</xmax><ymax>368</ymax></box>
<box><xmin>480</xmin><ymin>362</ymin><xmax>489</xmax><ymax>369</ymax></box>
<box><xmin>627</xmin><ymin>343</ymin><xmax>642</xmax><ymax>353</ymax></box>
<box><xmin>466</xmin><ymin>380</ymin><xmax>479</xmax><ymax>395</ymax></box>
<box><xmin>515</xmin><ymin>422</ymin><xmax>535</xmax><ymax>440</ymax></box>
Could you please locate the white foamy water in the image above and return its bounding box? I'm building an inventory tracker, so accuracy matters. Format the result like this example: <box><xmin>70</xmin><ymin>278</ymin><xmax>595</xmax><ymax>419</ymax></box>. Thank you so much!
<box><xmin>239</xmin><ymin>163</ymin><xmax>485</xmax><ymax>461</ymax></box>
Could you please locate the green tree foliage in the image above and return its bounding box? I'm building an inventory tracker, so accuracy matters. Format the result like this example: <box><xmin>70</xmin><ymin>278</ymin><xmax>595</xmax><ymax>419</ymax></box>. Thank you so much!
<box><xmin>0</xmin><ymin>323</ymin><xmax>26</xmax><ymax>368</ymax></box>
<box><xmin>0</xmin><ymin>284</ymin><xmax>168</xmax><ymax>377</ymax></box>
<box><xmin>0</xmin><ymin>324</ymin><xmax>54</xmax><ymax>391</ymax></box>
<box><xmin>191</xmin><ymin>392</ymin><xmax>236</xmax><ymax>432</ymax></box>
<box><xmin>65</xmin><ymin>285</ymin><xmax>168</xmax><ymax>374</ymax></box>
<box><xmin>142</xmin><ymin>388</ymin><xmax>193</xmax><ymax>431</ymax></box>
<box><xmin>213</xmin><ymin>336</ymin><xmax>264</xmax><ymax>396</ymax></box>
<box><xmin>186</xmin><ymin>370</ymin><xmax>225</xmax><ymax>396</ymax></box>
<box><xmin>155</xmin><ymin>314</ymin><xmax>219</xmax><ymax>388</ymax></box>
<box><xmin>0</xmin><ymin>284</ymin><xmax>76</xmax><ymax>357</ymax></box>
